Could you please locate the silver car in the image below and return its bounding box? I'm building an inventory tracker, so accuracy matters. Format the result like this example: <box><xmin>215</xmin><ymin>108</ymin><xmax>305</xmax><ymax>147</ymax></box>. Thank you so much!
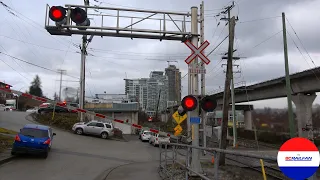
<box><xmin>140</xmin><ymin>130</ymin><xmax>152</xmax><ymax>141</ymax></box>
<box><xmin>151</xmin><ymin>134</ymin><xmax>170</xmax><ymax>147</ymax></box>
<box><xmin>72</xmin><ymin>120</ymin><xmax>114</xmax><ymax>139</ymax></box>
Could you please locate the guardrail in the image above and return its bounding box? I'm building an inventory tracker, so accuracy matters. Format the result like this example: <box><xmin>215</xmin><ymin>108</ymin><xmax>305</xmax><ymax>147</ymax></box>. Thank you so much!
<box><xmin>158</xmin><ymin>143</ymin><xmax>285</xmax><ymax>180</ymax></box>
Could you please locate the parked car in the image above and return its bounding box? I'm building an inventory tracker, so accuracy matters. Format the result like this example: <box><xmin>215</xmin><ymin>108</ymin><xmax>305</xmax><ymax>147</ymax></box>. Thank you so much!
<box><xmin>150</xmin><ymin>133</ymin><xmax>170</xmax><ymax>147</ymax></box>
<box><xmin>140</xmin><ymin>130</ymin><xmax>152</xmax><ymax>141</ymax></box>
<box><xmin>26</xmin><ymin>107</ymin><xmax>38</xmax><ymax>113</ymax></box>
<box><xmin>72</xmin><ymin>120</ymin><xmax>114</xmax><ymax>139</ymax></box>
<box><xmin>38</xmin><ymin>106</ymin><xmax>71</xmax><ymax>114</ymax></box>
<box><xmin>149</xmin><ymin>132</ymin><xmax>156</xmax><ymax>144</ymax></box>
<box><xmin>0</xmin><ymin>104</ymin><xmax>5</xmax><ymax>111</ymax></box>
<box><xmin>11</xmin><ymin>124</ymin><xmax>56</xmax><ymax>158</ymax></box>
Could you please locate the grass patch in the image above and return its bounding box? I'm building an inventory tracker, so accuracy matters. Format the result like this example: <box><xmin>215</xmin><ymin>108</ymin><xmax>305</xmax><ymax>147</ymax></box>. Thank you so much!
<box><xmin>0</xmin><ymin>134</ymin><xmax>14</xmax><ymax>153</ymax></box>
<box><xmin>0</xmin><ymin>127</ymin><xmax>17</xmax><ymax>135</ymax></box>
<box><xmin>32</xmin><ymin>113</ymin><xmax>124</xmax><ymax>139</ymax></box>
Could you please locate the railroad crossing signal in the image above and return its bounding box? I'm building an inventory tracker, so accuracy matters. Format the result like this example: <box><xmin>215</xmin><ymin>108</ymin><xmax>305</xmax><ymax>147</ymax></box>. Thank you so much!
<box><xmin>174</xmin><ymin>124</ymin><xmax>182</xmax><ymax>136</ymax></box>
<box><xmin>172</xmin><ymin>111</ymin><xmax>187</xmax><ymax>125</ymax></box>
<box><xmin>48</xmin><ymin>6</ymin><xmax>90</xmax><ymax>29</ymax></box>
<box><xmin>184</xmin><ymin>40</ymin><xmax>210</xmax><ymax>65</ymax></box>
<box><xmin>180</xmin><ymin>95</ymin><xmax>218</xmax><ymax>114</ymax></box>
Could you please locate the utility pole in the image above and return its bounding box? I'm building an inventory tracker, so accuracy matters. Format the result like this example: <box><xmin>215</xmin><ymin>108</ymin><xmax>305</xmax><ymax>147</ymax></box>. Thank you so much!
<box><xmin>199</xmin><ymin>1</ymin><xmax>207</xmax><ymax>155</ymax></box>
<box><xmin>282</xmin><ymin>12</ymin><xmax>296</xmax><ymax>138</ymax></box>
<box><xmin>189</xmin><ymin>5</ymin><xmax>202</xmax><ymax>175</ymax></box>
<box><xmin>79</xmin><ymin>0</ymin><xmax>90</xmax><ymax>122</ymax></box>
<box><xmin>57</xmin><ymin>69</ymin><xmax>66</xmax><ymax>102</ymax></box>
<box><xmin>222</xmin><ymin>63</ymin><xmax>241</xmax><ymax>147</ymax></box>
<box><xmin>218</xmin><ymin>2</ymin><xmax>236</xmax><ymax>165</ymax></box>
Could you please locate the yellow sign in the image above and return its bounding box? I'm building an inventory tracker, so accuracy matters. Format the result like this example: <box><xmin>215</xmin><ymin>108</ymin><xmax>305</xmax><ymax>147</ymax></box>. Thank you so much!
<box><xmin>191</xmin><ymin>125</ymin><xmax>195</xmax><ymax>140</ymax></box>
<box><xmin>172</xmin><ymin>111</ymin><xmax>187</xmax><ymax>124</ymax></box>
<box><xmin>174</xmin><ymin>124</ymin><xmax>182</xmax><ymax>136</ymax></box>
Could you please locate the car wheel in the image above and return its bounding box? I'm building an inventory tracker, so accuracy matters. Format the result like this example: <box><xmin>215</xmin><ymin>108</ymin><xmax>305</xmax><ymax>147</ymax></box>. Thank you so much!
<box><xmin>42</xmin><ymin>151</ymin><xmax>48</xmax><ymax>159</ymax></box>
<box><xmin>75</xmin><ymin>128</ymin><xmax>83</xmax><ymax>135</ymax></box>
<box><xmin>11</xmin><ymin>151</ymin><xmax>16</xmax><ymax>156</ymax></box>
<box><xmin>101</xmin><ymin>132</ymin><xmax>108</xmax><ymax>139</ymax></box>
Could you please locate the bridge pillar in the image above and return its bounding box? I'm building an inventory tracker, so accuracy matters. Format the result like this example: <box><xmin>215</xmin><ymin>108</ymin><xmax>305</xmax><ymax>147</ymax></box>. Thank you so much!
<box><xmin>292</xmin><ymin>93</ymin><xmax>316</xmax><ymax>138</ymax></box>
<box><xmin>244</xmin><ymin>110</ymin><xmax>253</xmax><ymax>130</ymax></box>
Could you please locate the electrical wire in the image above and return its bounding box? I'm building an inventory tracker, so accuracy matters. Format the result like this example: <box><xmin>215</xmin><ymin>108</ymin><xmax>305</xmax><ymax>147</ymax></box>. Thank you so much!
<box><xmin>237</xmin><ymin>30</ymin><xmax>283</xmax><ymax>57</ymax></box>
<box><xmin>238</xmin><ymin>16</ymin><xmax>281</xmax><ymax>24</ymax></box>
<box><xmin>0</xmin><ymin>51</ymin><xmax>79</xmax><ymax>79</ymax></box>
<box><xmin>286</xmin><ymin>17</ymin><xmax>317</xmax><ymax>67</ymax></box>
<box><xmin>286</xmin><ymin>31</ymin><xmax>320</xmax><ymax>83</ymax></box>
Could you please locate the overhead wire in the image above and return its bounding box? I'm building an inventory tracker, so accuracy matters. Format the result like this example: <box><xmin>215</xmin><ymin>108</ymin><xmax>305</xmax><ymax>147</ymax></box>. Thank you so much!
<box><xmin>0</xmin><ymin>51</ymin><xmax>79</xmax><ymax>79</ymax></box>
<box><xmin>286</xmin><ymin>17</ymin><xmax>317</xmax><ymax>67</ymax></box>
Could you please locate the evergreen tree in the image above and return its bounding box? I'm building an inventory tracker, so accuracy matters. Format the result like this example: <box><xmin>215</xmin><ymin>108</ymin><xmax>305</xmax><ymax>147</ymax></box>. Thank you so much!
<box><xmin>29</xmin><ymin>75</ymin><xmax>43</xmax><ymax>97</ymax></box>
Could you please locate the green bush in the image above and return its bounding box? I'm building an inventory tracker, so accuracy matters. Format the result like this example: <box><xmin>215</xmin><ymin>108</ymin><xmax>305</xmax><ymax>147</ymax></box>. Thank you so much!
<box><xmin>33</xmin><ymin>113</ymin><xmax>79</xmax><ymax>130</ymax></box>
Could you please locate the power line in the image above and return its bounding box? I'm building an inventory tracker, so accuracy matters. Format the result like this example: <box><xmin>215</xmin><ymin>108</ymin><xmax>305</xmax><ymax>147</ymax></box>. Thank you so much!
<box><xmin>286</xmin><ymin>17</ymin><xmax>317</xmax><ymax>67</ymax></box>
<box><xmin>238</xmin><ymin>16</ymin><xmax>281</xmax><ymax>23</ymax></box>
<box><xmin>0</xmin><ymin>51</ymin><xmax>79</xmax><ymax>79</ymax></box>
<box><xmin>286</xmin><ymin>31</ymin><xmax>320</xmax><ymax>83</ymax></box>
<box><xmin>238</xmin><ymin>30</ymin><xmax>283</xmax><ymax>57</ymax></box>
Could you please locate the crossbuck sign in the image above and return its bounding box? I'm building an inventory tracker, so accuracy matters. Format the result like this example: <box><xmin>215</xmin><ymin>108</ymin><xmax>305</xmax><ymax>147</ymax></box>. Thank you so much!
<box><xmin>184</xmin><ymin>40</ymin><xmax>210</xmax><ymax>65</ymax></box>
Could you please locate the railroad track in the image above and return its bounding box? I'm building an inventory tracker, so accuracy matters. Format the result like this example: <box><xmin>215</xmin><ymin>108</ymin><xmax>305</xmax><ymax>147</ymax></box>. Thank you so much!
<box><xmin>225</xmin><ymin>156</ymin><xmax>288</xmax><ymax>180</ymax></box>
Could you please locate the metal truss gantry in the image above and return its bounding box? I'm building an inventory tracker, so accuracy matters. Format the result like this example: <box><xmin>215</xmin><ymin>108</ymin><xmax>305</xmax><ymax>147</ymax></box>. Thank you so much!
<box><xmin>44</xmin><ymin>4</ymin><xmax>200</xmax><ymax>41</ymax></box>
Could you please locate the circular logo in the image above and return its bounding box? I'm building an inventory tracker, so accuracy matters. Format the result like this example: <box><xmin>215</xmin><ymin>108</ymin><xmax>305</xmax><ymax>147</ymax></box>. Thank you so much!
<box><xmin>277</xmin><ymin>137</ymin><xmax>320</xmax><ymax>179</ymax></box>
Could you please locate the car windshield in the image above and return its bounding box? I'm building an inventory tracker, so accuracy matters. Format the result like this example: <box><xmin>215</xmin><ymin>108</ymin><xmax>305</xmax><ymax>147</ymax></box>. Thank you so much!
<box><xmin>144</xmin><ymin>132</ymin><xmax>151</xmax><ymax>135</ymax></box>
<box><xmin>20</xmin><ymin>128</ymin><xmax>48</xmax><ymax>138</ymax></box>
<box><xmin>159</xmin><ymin>135</ymin><xmax>168</xmax><ymax>138</ymax></box>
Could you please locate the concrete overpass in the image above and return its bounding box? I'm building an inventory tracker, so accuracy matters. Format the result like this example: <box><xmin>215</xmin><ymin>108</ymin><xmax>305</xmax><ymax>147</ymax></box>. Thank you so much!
<box><xmin>212</xmin><ymin>66</ymin><xmax>320</xmax><ymax>137</ymax></box>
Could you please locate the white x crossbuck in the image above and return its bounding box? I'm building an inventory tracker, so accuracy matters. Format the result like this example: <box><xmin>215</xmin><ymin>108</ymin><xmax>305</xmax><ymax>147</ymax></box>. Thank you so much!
<box><xmin>184</xmin><ymin>40</ymin><xmax>210</xmax><ymax>65</ymax></box>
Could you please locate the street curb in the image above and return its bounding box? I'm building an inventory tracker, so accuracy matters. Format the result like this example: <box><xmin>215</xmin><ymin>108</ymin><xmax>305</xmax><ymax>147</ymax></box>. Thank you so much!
<box><xmin>0</xmin><ymin>155</ymin><xmax>15</xmax><ymax>166</ymax></box>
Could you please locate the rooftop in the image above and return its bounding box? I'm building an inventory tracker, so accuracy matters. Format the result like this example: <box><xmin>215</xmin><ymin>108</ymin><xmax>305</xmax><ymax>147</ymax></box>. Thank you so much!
<box><xmin>23</xmin><ymin>124</ymin><xmax>50</xmax><ymax>130</ymax></box>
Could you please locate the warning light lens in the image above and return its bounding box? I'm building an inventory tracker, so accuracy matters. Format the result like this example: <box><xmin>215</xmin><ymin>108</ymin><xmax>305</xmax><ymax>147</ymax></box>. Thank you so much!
<box><xmin>185</xmin><ymin>98</ymin><xmax>195</xmax><ymax>108</ymax></box>
<box><xmin>181</xmin><ymin>95</ymin><xmax>198</xmax><ymax>111</ymax></box>
<box><xmin>200</xmin><ymin>96</ymin><xmax>217</xmax><ymax>112</ymax></box>
<box><xmin>49</xmin><ymin>6</ymin><xmax>66</xmax><ymax>22</ymax></box>
<box><xmin>4</xmin><ymin>85</ymin><xmax>9</xmax><ymax>89</ymax></box>
<box><xmin>52</xmin><ymin>8</ymin><xmax>62</xmax><ymax>19</ymax></box>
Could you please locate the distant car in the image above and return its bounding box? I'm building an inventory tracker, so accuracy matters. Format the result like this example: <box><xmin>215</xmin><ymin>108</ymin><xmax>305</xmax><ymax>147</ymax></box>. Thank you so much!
<box><xmin>0</xmin><ymin>104</ymin><xmax>5</xmax><ymax>111</ymax></box>
<box><xmin>26</xmin><ymin>107</ymin><xmax>38</xmax><ymax>113</ymax></box>
<box><xmin>38</xmin><ymin>106</ymin><xmax>71</xmax><ymax>114</ymax></box>
<box><xmin>140</xmin><ymin>130</ymin><xmax>152</xmax><ymax>141</ymax></box>
<box><xmin>11</xmin><ymin>124</ymin><xmax>56</xmax><ymax>158</ymax></box>
<box><xmin>150</xmin><ymin>134</ymin><xmax>170</xmax><ymax>147</ymax></box>
<box><xmin>149</xmin><ymin>132</ymin><xmax>156</xmax><ymax>144</ymax></box>
<box><xmin>72</xmin><ymin>120</ymin><xmax>115</xmax><ymax>139</ymax></box>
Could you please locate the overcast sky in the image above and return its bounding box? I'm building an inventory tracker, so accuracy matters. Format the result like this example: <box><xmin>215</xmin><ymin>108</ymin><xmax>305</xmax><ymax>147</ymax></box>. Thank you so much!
<box><xmin>0</xmin><ymin>0</ymin><xmax>319</xmax><ymax>108</ymax></box>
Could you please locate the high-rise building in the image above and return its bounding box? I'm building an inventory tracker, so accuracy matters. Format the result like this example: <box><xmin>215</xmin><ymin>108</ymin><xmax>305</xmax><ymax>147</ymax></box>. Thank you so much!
<box><xmin>124</xmin><ymin>78</ymin><xmax>148</xmax><ymax>109</ymax></box>
<box><xmin>165</xmin><ymin>65</ymin><xmax>181</xmax><ymax>106</ymax></box>
<box><xmin>146</xmin><ymin>71</ymin><xmax>168</xmax><ymax>116</ymax></box>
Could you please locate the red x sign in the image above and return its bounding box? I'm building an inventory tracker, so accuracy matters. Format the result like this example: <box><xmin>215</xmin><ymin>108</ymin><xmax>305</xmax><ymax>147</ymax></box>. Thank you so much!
<box><xmin>184</xmin><ymin>40</ymin><xmax>210</xmax><ymax>65</ymax></box>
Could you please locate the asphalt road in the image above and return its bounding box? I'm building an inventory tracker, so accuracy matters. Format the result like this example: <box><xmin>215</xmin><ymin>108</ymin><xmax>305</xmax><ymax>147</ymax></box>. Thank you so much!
<box><xmin>0</xmin><ymin>111</ymin><xmax>162</xmax><ymax>180</ymax></box>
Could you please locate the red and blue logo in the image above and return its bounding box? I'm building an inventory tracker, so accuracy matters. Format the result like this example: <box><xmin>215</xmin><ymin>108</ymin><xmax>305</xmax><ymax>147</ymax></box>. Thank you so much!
<box><xmin>277</xmin><ymin>137</ymin><xmax>320</xmax><ymax>179</ymax></box>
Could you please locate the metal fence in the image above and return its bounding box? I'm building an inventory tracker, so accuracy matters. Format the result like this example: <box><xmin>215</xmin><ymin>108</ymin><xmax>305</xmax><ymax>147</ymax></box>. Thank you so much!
<box><xmin>158</xmin><ymin>143</ymin><xmax>286</xmax><ymax>180</ymax></box>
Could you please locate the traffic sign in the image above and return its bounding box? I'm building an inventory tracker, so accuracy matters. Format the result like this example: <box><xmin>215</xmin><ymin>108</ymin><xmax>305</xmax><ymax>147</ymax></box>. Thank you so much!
<box><xmin>190</xmin><ymin>117</ymin><xmax>201</xmax><ymax>124</ymax></box>
<box><xmin>188</xmin><ymin>67</ymin><xmax>206</xmax><ymax>74</ymax></box>
<box><xmin>184</xmin><ymin>40</ymin><xmax>210</xmax><ymax>65</ymax></box>
<box><xmin>172</xmin><ymin>111</ymin><xmax>187</xmax><ymax>124</ymax></box>
<box><xmin>174</xmin><ymin>124</ymin><xmax>182</xmax><ymax>136</ymax></box>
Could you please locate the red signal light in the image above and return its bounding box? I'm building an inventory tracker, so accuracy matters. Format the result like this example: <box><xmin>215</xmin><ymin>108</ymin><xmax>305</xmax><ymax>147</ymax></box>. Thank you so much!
<box><xmin>200</xmin><ymin>96</ymin><xmax>217</xmax><ymax>112</ymax></box>
<box><xmin>5</xmin><ymin>85</ymin><xmax>9</xmax><ymax>89</ymax></box>
<box><xmin>70</xmin><ymin>7</ymin><xmax>90</xmax><ymax>28</ymax></box>
<box><xmin>49</xmin><ymin>6</ymin><xmax>66</xmax><ymax>23</ymax></box>
<box><xmin>181</xmin><ymin>95</ymin><xmax>198</xmax><ymax>111</ymax></box>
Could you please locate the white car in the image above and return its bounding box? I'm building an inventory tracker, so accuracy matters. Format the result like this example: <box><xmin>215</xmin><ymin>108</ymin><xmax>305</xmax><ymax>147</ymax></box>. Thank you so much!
<box><xmin>0</xmin><ymin>104</ymin><xmax>5</xmax><ymax>111</ymax></box>
<box><xmin>72</xmin><ymin>120</ymin><xmax>115</xmax><ymax>139</ymax></box>
<box><xmin>150</xmin><ymin>133</ymin><xmax>170</xmax><ymax>147</ymax></box>
<box><xmin>26</xmin><ymin>107</ymin><xmax>38</xmax><ymax>113</ymax></box>
<box><xmin>140</xmin><ymin>130</ymin><xmax>152</xmax><ymax>141</ymax></box>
